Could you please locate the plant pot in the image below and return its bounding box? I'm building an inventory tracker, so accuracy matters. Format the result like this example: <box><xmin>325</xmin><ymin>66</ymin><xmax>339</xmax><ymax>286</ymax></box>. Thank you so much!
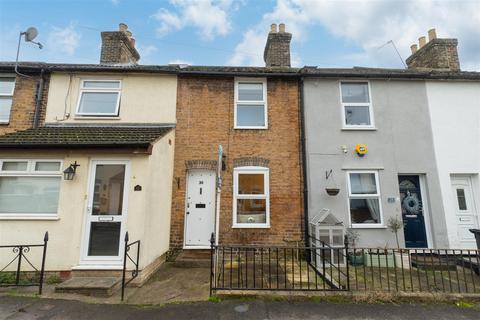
<box><xmin>364</xmin><ymin>251</ymin><xmax>395</xmax><ymax>267</ymax></box>
<box><xmin>348</xmin><ymin>253</ymin><xmax>364</xmax><ymax>266</ymax></box>
<box><xmin>326</xmin><ymin>188</ymin><xmax>340</xmax><ymax>196</ymax></box>
<box><xmin>394</xmin><ymin>251</ymin><xmax>411</xmax><ymax>269</ymax></box>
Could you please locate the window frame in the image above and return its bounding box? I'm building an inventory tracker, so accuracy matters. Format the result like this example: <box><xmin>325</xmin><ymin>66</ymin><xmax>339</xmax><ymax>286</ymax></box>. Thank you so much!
<box><xmin>0</xmin><ymin>76</ymin><xmax>16</xmax><ymax>124</ymax></box>
<box><xmin>346</xmin><ymin>170</ymin><xmax>384</xmax><ymax>228</ymax></box>
<box><xmin>0</xmin><ymin>159</ymin><xmax>63</xmax><ymax>220</ymax></box>
<box><xmin>339</xmin><ymin>81</ymin><xmax>375</xmax><ymax>130</ymax></box>
<box><xmin>75</xmin><ymin>79</ymin><xmax>122</xmax><ymax>117</ymax></box>
<box><xmin>232</xmin><ymin>166</ymin><xmax>270</xmax><ymax>228</ymax></box>
<box><xmin>234</xmin><ymin>78</ymin><xmax>268</xmax><ymax>129</ymax></box>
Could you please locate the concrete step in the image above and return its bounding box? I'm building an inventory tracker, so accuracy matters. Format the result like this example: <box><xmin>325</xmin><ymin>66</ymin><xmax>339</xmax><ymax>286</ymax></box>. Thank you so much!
<box><xmin>55</xmin><ymin>277</ymin><xmax>121</xmax><ymax>297</ymax></box>
<box><xmin>174</xmin><ymin>250</ymin><xmax>211</xmax><ymax>268</ymax></box>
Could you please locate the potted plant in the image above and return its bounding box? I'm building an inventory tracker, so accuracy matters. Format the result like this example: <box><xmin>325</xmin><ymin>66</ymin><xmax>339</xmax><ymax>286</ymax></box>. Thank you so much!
<box><xmin>325</xmin><ymin>169</ymin><xmax>340</xmax><ymax>196</ymax></box>
<box><xmin>346</xmin><ymin>229</ymin><xmax>364</xmax><ymax>266</ymax></box>
<box><xmin>387</xmin><ymin>215</ymin><xmax>410</xmax><ymax>269</ymax></box>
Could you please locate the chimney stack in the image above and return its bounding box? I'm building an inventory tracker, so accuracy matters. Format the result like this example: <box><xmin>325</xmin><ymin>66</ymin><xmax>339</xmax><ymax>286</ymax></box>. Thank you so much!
<box><xmin>406</xmin><ymin>28</ymin><xmax>460</xmax><ymax>72</ymax></box>
<box><xmin>100</xmin><ymin>23</ymin><xmax>140</xmax><ymax>65</ymax></box>
<box><xmin>264</xmin><ymin>23</ymin><xmax>292</xmax><ymax>67</ymax></box>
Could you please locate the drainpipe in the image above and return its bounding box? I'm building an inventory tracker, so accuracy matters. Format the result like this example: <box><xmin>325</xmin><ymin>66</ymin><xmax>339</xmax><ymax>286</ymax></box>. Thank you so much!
<box><xmin>33</xmin><ymin>68</ymin><xmax>45</xmax><ymax>128</ymax></box>
<box><xmin>299</xmin><ymin>77</ymin><xmax>309</xmax><ymax>249</ymax></box>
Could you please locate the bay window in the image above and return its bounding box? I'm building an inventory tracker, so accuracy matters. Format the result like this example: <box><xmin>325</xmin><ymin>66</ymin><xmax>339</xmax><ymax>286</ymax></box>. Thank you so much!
<box><xmin>0</xmin><ymin>160</ymin><xmax>62</xmax><ymax>218</ymax></box>
<box><xmin>233</xmin><ymin>166</ymin><xmax>270</xmax><ymax>227</ymax></box>
<box><xmin>347</xmin><ymin>171</ymin><xmax>383</xmax><ymax>227</ymax></box>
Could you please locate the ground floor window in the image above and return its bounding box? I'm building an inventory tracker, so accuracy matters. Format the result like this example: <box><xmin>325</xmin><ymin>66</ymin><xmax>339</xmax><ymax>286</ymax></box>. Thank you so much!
<box><xmin>233</xmin><ymin>166</ymin><xmax>270</xmax><ymax>228</ymax></box>
<box><xmin>347</xmin><ymin>170</ymin><xmax>383</xmax><ymax>227</ymax></box>
<box><xmin>0</xmin><ymin>159</ymin><xmax>62</xmax><ymax>218</ymax></box>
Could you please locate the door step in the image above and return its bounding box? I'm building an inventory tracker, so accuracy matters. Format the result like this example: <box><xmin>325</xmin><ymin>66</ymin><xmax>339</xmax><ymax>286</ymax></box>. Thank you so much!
<box><xmin>55</xmin><ymin>277</ymin><xmax>121</xmax><ymax>297</ymax></box>
<box><xmin>174</xmin><ymin>250</ymin><xmax>211</xmax><ymax>268</ymax></box>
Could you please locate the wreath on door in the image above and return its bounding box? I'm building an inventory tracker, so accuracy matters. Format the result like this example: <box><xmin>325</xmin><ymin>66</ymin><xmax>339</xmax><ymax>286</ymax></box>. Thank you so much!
<box><xmin>402</xmin><ymin>194</ymin><xmax>421</xmax><ymax>214</ymax></box>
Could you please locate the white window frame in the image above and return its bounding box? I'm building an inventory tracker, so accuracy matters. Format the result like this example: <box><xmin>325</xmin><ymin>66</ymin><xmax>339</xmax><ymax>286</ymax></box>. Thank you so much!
<box><xmin>0</xmin><ymin>76</ymin><xmax>16</xmax><ymax>124</ymax></box>
<box><xmin>339</xmin><ymin>81</ymin><xmax>375</xmax><ymax>130</ymax></box>
<box><xmin>233</xmin><ymin>166</ymin><xmax>270</xmax><ymax>228</ymax></box>
<box><xmin>76</xmin><ymin>79</ymin><xmax>122</xmax><ymax>117</ymax></box>
<box><xmin>346</xmin><ymin>170</ymin><xmax>384</xmax><ymax>228</ymax></box>
<box><xmin>0</xmin><ymin>159</ymin><xmax>63</xmax><ymax>220</ymax></box>
<box><xmin>234</xmin><ymin>78</ymin><xmax>268</xmax><ymax>129</ymax></box>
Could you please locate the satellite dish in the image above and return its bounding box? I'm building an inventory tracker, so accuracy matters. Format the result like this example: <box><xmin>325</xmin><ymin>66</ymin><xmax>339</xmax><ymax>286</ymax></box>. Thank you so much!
<box><xmin>24</xmin><ymin>27</ymin><xmax>38</xmax><ymax>42</ymax></box>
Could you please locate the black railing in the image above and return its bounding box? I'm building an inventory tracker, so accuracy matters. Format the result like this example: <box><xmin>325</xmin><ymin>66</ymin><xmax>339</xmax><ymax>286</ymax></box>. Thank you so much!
<box><xmin>209</xmin><ymin>233</ymin><xmax>349</xmax><ymax>294</ymax></box>
<box><xmin>121</xmin><ymin>232</ymin><xmax>140</xmax><ymax>301</ymax></box>
<box><xmin>0</xmin><ymin>232</ymin><xmax>49</xmax><ymax>295</ymax></box>
<box><xmin>209</xmin><ymin>233</ymin><xmax>480</xmax><ymax>295</ymax></box>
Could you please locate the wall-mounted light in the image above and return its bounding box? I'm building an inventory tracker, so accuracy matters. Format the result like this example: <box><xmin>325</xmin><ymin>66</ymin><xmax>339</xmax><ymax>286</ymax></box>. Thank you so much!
<box><xmin>63</xmin><ymin>161</ymin><xmax>80</xmax><ymax>180</ymax></box>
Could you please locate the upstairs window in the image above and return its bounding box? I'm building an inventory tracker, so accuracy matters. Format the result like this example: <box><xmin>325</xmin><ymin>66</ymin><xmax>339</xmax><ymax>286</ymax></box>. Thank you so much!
<box><xmin>0</xmin><ymin>77</ymin><xmax>15</xmax><ymax>123</ymax></box>
<box><xmin>340</xmin><ymin>82</ymin><xmax>374</xmax><ymax>128</ymax></box>
<box><xmin>347</xmin><ymin>171</ymin><xmax>383</xmax><ymax>227</ymax></box>
<box><xmin>233</xmin><ymin>166</ymin><xmax>270</xmax><ymax>228</ymax></box>
<box><xmin>235</xmin><ymin>79</ymin><xmax>267</xmax><ymax>129</ymax></box>
<box><xmin>76</xmin><ymin>80</ymin><xmax>121</xmax><ymax>116</ymax></box>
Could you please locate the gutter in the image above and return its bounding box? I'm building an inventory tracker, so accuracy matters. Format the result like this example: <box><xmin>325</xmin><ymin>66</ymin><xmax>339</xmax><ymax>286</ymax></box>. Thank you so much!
<box><xmin>299</xmin><ymin>77</ymin><xmax>310</xmax><ymax>249</ymax></box>
<box><xmin>33</xmin><ymin>69</ymin><xmax>45</xmax><ymax>128</ymax></box>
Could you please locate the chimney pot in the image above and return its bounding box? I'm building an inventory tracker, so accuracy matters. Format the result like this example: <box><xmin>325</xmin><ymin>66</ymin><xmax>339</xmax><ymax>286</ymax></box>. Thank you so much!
<box><xmin>428</xmin><ymin>28</ymin><xmax>437</xmax><ymax>41</ymax></box>
<box><xmin>270</xmin><ymin>24</ymin><xmax>277</xmax><ymax>33</ymax></box>
<box><xmin>279</xmin><ymin>23</ymin><xmax>285</xmax><ymax>33</ymax></box>
<box><xmin>418</xmin><ymin>36</ymin><xmax>426</xmax><ymax>48</ymax></box>
<box><xmin>130</xmin><ymin>37</ymin><xmax>136</xmax><ymax>47</ymax></box>
<box><xmin>410</xmin><ymin>44</ymin><xmax>418</xmax><ymax>54</ymax></box>
<box><xmin>125</xmin><ymin>30</ymin><xmax>133</xmax><ymax>38</ymax></box>
<box><xmin>119</xmin><ymin>23</ymin><xmax>128</xmax><ymax>32</ymax></box>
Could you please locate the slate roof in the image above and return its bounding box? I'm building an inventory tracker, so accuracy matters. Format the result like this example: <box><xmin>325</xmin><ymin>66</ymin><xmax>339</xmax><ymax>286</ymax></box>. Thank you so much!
<box><xmin>0</xmin><ymin>125</ymin><xmax>173</xmax><ymax>149</ymax></box>
<box><xmin>1</xmin><ymin>61</ymin><xmax>479</xmax><ymax>79</ymax></box>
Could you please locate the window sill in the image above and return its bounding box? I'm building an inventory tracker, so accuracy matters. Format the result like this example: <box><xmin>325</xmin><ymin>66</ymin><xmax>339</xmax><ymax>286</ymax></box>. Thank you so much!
<box><xmin>232</xmin><ymin>224</ymin><xmax>271</xmax><ymax>229</ymax></box>
<box><xmin>74</xmin><ymin>116</ymin><xmax>121</xmax><ymax>120</ymax></box>
<box><xmin>0</xmin><ymin>214</ymin><xmax>59</xmax><ymax>221</ymax></box>
<box><xmin>234</xmin><ymin>126</ymin><xmax>268</xmax><ymax>130</ymax></box>
<box><xmin>351</xmin><ymin>224</ymin><xmax>386</xmax><ymax>229</ymax></box>
<box><xmin>341</xmin><ymin>127</ymin><xmax>377</xmax><ymax>131</ymax></box>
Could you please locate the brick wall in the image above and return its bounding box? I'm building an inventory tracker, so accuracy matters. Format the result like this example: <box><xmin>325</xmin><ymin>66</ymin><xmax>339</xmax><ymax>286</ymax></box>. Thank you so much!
<box><xmin>170</xmin><ymin>75</ymin><xmax>303</xmax><ymax>247</ymax></box>
<box><xmin>0</xmin><ymin>73</ymin><xmax>48</xmax><ymax>135</ymax></box>
<box><xmin>406</xmin><ymin>38</ymin><xmax>460</xmax><ymax>71</ymax></box>
<box><xmin>100</xmin><ymin>31</ymin><xmax>140</xmax><ymax>64</ymax></box>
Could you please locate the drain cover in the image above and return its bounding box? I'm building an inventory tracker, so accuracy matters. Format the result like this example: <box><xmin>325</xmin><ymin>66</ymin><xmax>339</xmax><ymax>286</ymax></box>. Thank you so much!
<box><xmin>234</xmin><ymin>304</ymin><xmax>249</xmax><ymax>313</ymax></box>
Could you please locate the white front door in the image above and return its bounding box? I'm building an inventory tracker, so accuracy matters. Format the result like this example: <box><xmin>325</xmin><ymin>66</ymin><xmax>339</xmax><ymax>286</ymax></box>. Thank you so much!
<box><xmin>451</xmin><ymin>176</ymin><xmax>479</xmax><ymax>248</ymax></box>
<box><xmin>184</xmin><ymin>170</ymin><xmax>216</xmax><ymax>248</ymax></box>
<box><xmin>81</xmin><ymin>160</ymin><xmax>130</xmax><ymax>266</ymax></box>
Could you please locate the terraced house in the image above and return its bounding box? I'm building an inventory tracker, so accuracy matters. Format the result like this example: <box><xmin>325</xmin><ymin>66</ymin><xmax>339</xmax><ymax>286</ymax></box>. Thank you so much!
<box><xmin>0</xmin><ymin>25</ymin><xmax>178</xmax><ymax>290</ymax></box>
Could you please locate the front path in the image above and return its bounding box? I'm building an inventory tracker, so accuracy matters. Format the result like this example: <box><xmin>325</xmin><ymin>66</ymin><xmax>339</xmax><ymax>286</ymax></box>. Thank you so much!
<box><xmin>1</xmin><ymin>296</ymin><xmax>479</xmax><ymax>320</ymax></box>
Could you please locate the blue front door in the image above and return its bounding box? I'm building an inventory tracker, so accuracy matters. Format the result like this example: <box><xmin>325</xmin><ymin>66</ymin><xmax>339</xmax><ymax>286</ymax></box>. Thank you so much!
<box><xmin>398</xmin><ymin>175</ymin><xmax>428</xmax><ymax>248</ymax></box>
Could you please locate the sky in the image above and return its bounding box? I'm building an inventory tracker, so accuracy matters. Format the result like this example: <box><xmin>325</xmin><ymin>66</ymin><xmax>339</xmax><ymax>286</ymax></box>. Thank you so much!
<box><xmin>0</xmin><ymin>0</ymin><xmax>479</xmax><ymax>70</ymax></box>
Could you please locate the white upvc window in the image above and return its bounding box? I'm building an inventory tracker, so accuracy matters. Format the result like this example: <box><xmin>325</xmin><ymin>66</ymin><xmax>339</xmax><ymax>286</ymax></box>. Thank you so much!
<box><xmin>234</xmin><ymin>78</ymin><xmax>268</xmax><ymax>129</ymax></box>
<box><xmin>340</xmin><ymin>81</ymin><xmax>374</xmax><ymax>129</ymax></box>
<box><xmin>347</xmin><ymin>171</ymin><xmax>383</xmax><ymax>228</ymax></box>
<box><xmin>233</xmin><ymin>166</ymin><xmax>270</xmax><ymax>228</ymax></box>
<box><xmin>0</xmin><ymin>159</ymin><xmax>63</xmax><ymax>219</ymax></box>
<box><xmin>76</xmin><ymin>80</ymin><xmax>121</xmax><ymax>116</ymax></box>
<box><xmin>0</xmin><ymin>77</ymin><xmax>16</xmax><ymax>123</ymax></box>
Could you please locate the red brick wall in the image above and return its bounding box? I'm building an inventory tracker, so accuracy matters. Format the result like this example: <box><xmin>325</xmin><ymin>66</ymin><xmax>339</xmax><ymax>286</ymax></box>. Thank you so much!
<box><xmin>0</xmin><ymin>73</ymin><xmax>48</xmax><ymax>135</ymax></box>
<box><xmin>170</xmin><ymin>75</ymin><xmax>303</xmax><ymax>247</ymax></box>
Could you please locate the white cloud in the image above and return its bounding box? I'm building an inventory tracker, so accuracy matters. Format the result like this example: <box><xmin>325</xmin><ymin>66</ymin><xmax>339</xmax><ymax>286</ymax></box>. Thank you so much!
<box><xmin>229</xmin><ymin>0</ymin><xmax>480</xmax><ymax>70</ymax></box>
<box><xmin>153</xmin><ymin>0</ymin><xmax>242</xmax><ymax>40</ymax></box>
<box><xmin>111</xmin><ymin>0</ymin><xmax>120</xmax><ymax>5</ymax></box>
<box><xmin>168</xmin><ymin>59</ymin><xmax>193</xmax><ymax>65</ymax></box>
<box><xmin>47</xmin><ymin>23</ymin><xmax>81</xmax><ymax>56</ymax></box>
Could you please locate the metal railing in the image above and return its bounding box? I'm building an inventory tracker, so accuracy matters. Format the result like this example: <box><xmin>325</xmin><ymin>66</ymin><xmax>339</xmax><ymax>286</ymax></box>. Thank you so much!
<box><xmin>0</xmin><ymin>232</ymin><xmax>49</xmax><ymax>295</ymax></box>
<box><xmin>121</xmin><ymin>232</ymin><xmax>140</xmax><ymax>301</ymax></box>
<box><xmin>209</xmin><ymin>233</ymin><xmax>349</xmax><ymax>294</ymax></box>
<box><xmin>209</xmin><ymin>233</ymin><xmax>480</xmax><ymax>295</ymax></box>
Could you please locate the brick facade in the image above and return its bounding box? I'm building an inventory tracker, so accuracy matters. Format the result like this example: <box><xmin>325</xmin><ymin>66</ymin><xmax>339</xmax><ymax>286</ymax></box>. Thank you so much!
<box><xmin>0</xmin><ymin>73</ymin><xmax>49</xmax><ymax>135</ymax></box>
<box><xmin>170</xmin><ymin>75</ymin><xmax>303</xmax><ymax>247</ymax></box>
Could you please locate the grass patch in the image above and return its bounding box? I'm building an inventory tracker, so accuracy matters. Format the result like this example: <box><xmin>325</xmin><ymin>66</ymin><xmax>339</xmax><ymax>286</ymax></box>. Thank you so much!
<box><xmin>46</xmin><ymin>275</ymin><xmax>62</xmax><ymax>285</ymax></box>
<box><xmin>208</xmin><ymin>296</ymin><xmax>222</xmax><ymax>303</ymax></box>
